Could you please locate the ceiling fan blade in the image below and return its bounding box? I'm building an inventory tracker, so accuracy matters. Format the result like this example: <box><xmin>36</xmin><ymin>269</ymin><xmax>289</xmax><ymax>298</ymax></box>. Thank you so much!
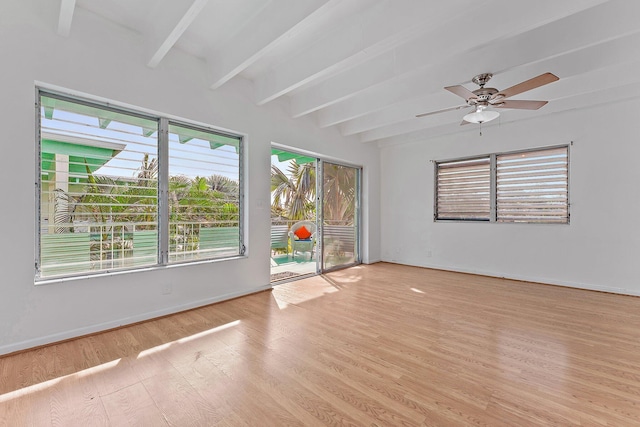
<box><xmin>459</xmin><ymin>120</ymin><xmax>471</xmax><ymax>126</ymax></box>
<box><xmin>416</xmin><ymin>104</ymin><xmax>469</xmax><ymax>118</ymax></box>
<box><xmin>496</xmin><ymin>72</ymin><xmax>559</xmax><ymax>99</ymax></box>
<box><xmin>445</xmin><ymin>85</ymin><xmax>477</xmax><ymax>101</ymax></box>
<box><xmin>493</xmin><ymin>100</ymin><xmax>548</xmax><ymax>110</ymax></box>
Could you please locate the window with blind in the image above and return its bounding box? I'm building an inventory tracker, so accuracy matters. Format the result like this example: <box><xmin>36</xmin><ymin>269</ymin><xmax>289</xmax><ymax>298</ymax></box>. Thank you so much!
<box><xmin>37</xmin><ymin>90</ymin><xmax>244</xmax><ymax>280</ymax></box>
<box><xmin>497</xmin><ymin>147</ymin><xmax>568</xmax><ymax>223</ymax></box>
<box><xmin>435</xmin><ymin>146</ymin><xmax>569</xmax><ymax>224</ymax></box>
<box><xmin>167</xmin><ymin>123</ymin><xmax>241</xmax><ymax>262</ymax></box>
<box><xmin>435</xmin><ymin>157</ymin><xmax>491</xmax><ymax>221</ymax></box>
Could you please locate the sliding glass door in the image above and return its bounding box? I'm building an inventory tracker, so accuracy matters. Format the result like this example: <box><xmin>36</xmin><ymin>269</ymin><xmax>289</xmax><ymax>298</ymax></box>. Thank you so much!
<box><xmin>270</xmin><ymin>149</ymin><xmax>319</xmax><ymax>282</ymax></box>
<box><xmin>270</xmin><ymin>149</ymin><xmax>360</xmax><ymax>282</ymax></box>
<box><xmin>321</xmin><ymin>162</ymin><xmax>360</xmax><ymax>271</ymax></box>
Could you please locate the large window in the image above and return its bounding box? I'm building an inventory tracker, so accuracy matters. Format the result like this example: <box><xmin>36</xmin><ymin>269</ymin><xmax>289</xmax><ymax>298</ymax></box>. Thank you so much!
<box><xmin>435</xmin><ymin>146</ymin><xmax>568</xmax><ymax>224</ymax></box>
<box><xmin>37</xmin><ymin>90</ymin><xmax>243</xmax><ymax>280</ymax></box>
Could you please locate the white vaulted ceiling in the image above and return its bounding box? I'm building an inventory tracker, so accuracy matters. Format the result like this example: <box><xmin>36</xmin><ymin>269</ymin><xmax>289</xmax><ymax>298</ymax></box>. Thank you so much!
<box><xmin>59</xmin><ymin>0</ymin><xmax>640</xmax><ymax>146</ymax></box>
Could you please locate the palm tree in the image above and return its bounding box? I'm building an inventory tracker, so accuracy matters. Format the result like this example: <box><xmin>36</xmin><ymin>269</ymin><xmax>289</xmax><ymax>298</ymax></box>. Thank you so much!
<box><xmin>179</xmin><ymin>176</ymin><xmax>215</xmax><ymax>220</ymax></box>
<box><xmin>75</xmin><ymin>165</ymin><xmax>121</xmax><ymax>227</ymax></box>
<box><xmin>51</xmin><ymin>157</ymin><xmax>156</xmax><ymax>234</ymax></box>
<box><xmin>136</xmin><ymin>154</ymin><xmax>158</xmax><ymax>186</ymax></box>
<box><xmin>168</xmin><ymin>175</ymin><xmax>239</xmax><ymax>227</ymax></box>
<box><xmin>52</xmin><ymin>188</ymin><xmax>75</xmax><ymax>233</ymax></box>
<box><xmin>55</xmin><ymin>156</ymin><xmax>242</xmax><ymax>254</ymax></box>
<box><xmin>271</xmin><ymin>160</ymin><xmax>316</xmax><ymax>221</ymax></box>
<box><xmin>125</xmin><ymin>154</ymin><xmax>158</xmax><ymax>229</ymax></box>
<box><xmin>168</xmin><ymin>174</ymin><xmax>191</xmax><ymax>216</ymax></box>
<box><xmin>322</xmin><ymin>163</ymin><xmax>356</xmax><ymax>224</ymax></box>
<box><xmin>207</xmin><ymin>174</ymin><xmax>239</xmax><ymax>199</ymax></box>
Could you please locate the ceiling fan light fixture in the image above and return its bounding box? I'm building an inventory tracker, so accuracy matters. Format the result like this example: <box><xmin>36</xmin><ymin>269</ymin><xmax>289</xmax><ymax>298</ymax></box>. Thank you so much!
<box><xmin>463</xmin><ymin>109</ymin><xmax>500</xmax><ymax>124</ymax></box>
<box><xmin>417</xmin><ymin>72</ymin><xmax>558</xmax><ymax>124</ymax></box>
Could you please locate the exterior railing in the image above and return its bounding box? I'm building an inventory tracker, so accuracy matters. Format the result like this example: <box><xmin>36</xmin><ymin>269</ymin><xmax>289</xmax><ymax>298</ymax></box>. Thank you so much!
<box><xmin>269</xmin><ymin>219</ymin><xmax>355</xmax><ymax>258</ymax></box>
<box><xmin>40</xmin><ymin>221</ymin><xmax>239</xmax><ymax>275</ymax></box>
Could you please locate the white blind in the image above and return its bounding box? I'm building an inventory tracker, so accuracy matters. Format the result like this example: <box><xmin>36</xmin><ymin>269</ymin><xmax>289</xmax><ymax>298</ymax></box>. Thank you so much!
<box><xmin>167</xmin><ymin>123</ymin><xmax>241</xmax><ymax>262</ymax></box>
<box><xmin>496</xmin><ymin>147</ymin><xmax>568</xmax><ymax>223</ymax></box>
<box><xmin>436</xmin><ymin>157</ymin><xmax>490</xmax><ymax>220</ymax></box>
<box><xmin>39</xmin><ymin>94</ymin><xmax>159</xmax><ymax>278</ymax></box>
<box><xmin>38</xmin><ymin>94</ymin><xmax>245</xmax><ymax>280</ymax></box>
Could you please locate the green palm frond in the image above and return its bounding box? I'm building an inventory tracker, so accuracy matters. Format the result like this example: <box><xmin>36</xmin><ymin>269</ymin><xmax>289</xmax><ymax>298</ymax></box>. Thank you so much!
<box><xmin>207</xmin><ymin>174</ymin><xmax>239</xmax><ymax>196</ymax></box>
<box><xmin>271</xmin><ymin>161</ymin><xmax>316</xmax><ymax>220</ymax></box>
<box><xmin>53</xmin><ymin>188</ymin><xmax>75</xmax><ymax>233</ymax></box>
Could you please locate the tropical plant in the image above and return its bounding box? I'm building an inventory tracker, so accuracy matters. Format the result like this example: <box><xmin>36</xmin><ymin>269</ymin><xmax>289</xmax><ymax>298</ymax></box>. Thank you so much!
<box><xmin>76</xmin><ymin>168</ymin><xmax>120</xmax><ymax>226</ymax></box>
<box><xmin>168</xmin><ymin>174</ymin><xmax>191</xmax><ymax>216</ymax></box>
<box><xmin>50</xmin><ymin>156</ymin><xmax>242</xmax><ymax>260</ymax></box>
<box><xmin>178</xmin><ymin>176</ymin><xmax>214</xmax><ymax>219</ymax></box>
<box><xmin>126</xmin><ymin>154</ymin><xmax>158</xmax><ymax>229</ymax></box>
<box><xmin>271</xmin><ymin>160</ymin><xmax>316</xmax><ymax>220</ymax></box>
<box><xmin>323</xmin><ymin>163</ymin><xmax>356</xmax><ymax>224</ymax></box>
<box><xmin>207</xmin><ymin>174</ymin><xmax>239</xmax><ymax>199</ymax></box>
<box><xmin>167</xmin><ymin>175</ymin><xmax>239</xmax><ymax>226</ymax></box>
<box><xmin>52</xmin><ymin>188</ymin><xmax>75</xmax><ymax>233</ymax></box>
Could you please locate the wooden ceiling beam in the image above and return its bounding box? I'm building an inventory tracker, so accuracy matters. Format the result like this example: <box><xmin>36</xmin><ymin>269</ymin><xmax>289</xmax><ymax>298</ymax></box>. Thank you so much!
<box><xmin>57</xmin><ymin>0</ymin><xmax>76</xmax><ymax>37</ymax></box>
<box><xmin>147</xmin><ymin>0</ymin><xmax>209</xmax><ymax>68</ymax></box>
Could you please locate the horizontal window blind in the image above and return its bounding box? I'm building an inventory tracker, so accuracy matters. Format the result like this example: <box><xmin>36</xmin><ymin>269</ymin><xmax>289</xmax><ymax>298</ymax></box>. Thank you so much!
<box><xmin>167</xmin><ymin>123</ymin><xmax>241</xmax><ymax>262</ymax></box>
<box><xmin>37</xmin><ymin>91</ymin><xmax>245</xmax><ymax>281</ymax></box>
<box><xmin>39</xmin><ymin>95</ymin><xmax>159</xmax><ymax>278</ymax></box>
<box><xmin>496</xmin><ymin>147</ymin><xmax>568</xmax><ymax>223</ymax></box>
<box><xmin>436</xmin><ymin>157</ymin><xmax>491</xmax><ymax>220</ymax></box>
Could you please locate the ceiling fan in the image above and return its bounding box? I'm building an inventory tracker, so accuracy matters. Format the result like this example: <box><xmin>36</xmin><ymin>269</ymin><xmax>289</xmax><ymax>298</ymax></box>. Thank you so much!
<box><xmin>416</xmin><ymin>72</ymin><xmax>559</xmax><ymax>126</ymax></box>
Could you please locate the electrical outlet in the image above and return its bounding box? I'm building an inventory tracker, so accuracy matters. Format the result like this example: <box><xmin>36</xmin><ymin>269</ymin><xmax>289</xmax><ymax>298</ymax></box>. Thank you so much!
<box><xmin>427</xmin><ymin>251</ymin><xmax>432</xmax><ymax>258</ymax></box>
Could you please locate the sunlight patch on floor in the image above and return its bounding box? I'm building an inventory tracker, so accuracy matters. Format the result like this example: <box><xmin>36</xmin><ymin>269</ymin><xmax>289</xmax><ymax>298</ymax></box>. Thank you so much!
<box><xmin>272</xmin><ymin>275</ymin><xmax>341</xmax><ymax>309</ymax></box>
<box><xmin>137</xmin><ymin>320</ymin><xmax>240</xmax><ymax>358</ymax></box>
<box><xmin>0</xmin><ymin>358</ymin><xmax>121</xmax><ymax>403</ymax></box>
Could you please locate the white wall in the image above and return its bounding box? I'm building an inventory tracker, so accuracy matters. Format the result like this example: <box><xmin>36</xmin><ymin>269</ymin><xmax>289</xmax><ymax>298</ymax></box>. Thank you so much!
<box><xmin>381</xmin><ymin>98</ymin><xmax>640</xmax><ymax>295</ymax></box>
<box><xmin>0</xmin><ymin>1</ymin><xmax>381</xmax><ymax>355</ymax></box>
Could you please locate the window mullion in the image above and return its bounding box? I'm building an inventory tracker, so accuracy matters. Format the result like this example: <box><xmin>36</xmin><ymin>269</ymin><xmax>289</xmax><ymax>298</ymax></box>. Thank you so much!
<box><xmin>490</xmin><ymin>154</ymin><xmax>497</xmax><ymax>222</ymax></box>
<box><xmin>158</xmin><ymin>117</ymin><xmax>169</xmax><ymax>265</ymax></box>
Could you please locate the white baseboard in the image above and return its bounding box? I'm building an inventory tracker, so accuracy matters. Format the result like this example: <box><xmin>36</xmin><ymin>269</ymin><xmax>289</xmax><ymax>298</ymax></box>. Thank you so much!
<box><xmin>383</xmin><ymin>260</ymin><xmax>640</xmax><ymax>297</ymax></box>
<box><xmin>0</xmin><ymin>284</ymin><xmax>273</xmax><ymax>356</ymax></box>
<box><xmin>6</xmin><ymin>261</ymin><xmax>636</xmax><ymax>356</ymax></box>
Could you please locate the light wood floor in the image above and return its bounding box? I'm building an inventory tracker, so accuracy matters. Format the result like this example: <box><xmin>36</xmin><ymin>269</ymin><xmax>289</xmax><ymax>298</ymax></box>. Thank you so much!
<box><xmin>3</xmin><ymin>263</ymin><xmax>640</xmax><ymax>426</ymax></box>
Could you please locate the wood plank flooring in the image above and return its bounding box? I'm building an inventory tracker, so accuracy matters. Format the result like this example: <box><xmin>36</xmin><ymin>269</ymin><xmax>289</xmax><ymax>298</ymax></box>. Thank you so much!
<box><xmin>3</xmin><ymin>262</ymin><xmax>640</xmax><ymax>425</ymax></box>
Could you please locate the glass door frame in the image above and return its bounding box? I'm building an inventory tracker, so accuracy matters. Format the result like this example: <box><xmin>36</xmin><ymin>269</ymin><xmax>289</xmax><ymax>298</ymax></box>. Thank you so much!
<box><xmin>270</xmin><ymin>144</ymin><xmax>362</xmax><ymax>281</ymax></box>
<box><xmin>318</xmin><ymin>160</ymin><xmax>362</xmax><ymax>273</ymax></box>
<box><xmin>270</xmin><ymin>147</ymin><xmax>320</xmax><ymax>282</ymax></box>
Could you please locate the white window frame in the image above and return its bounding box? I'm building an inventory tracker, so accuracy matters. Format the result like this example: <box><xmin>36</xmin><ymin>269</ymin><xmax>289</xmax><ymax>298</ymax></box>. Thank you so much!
<box><xmin>35</xmin><ymin>88</ymin><xmax>245</xmax><ymax>282</ymax></box>
<box><xmin>434</xmin><ymin>144</ymin><xmax>570</xmax><ymax>224</ymax></box>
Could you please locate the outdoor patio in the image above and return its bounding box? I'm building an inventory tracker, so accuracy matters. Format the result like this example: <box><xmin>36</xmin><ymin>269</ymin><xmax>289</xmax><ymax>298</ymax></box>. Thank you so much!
<box><xmin>270</xmin><ymin>252</ymin><xmax>317</xmax><ymax>282</ymax></box>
